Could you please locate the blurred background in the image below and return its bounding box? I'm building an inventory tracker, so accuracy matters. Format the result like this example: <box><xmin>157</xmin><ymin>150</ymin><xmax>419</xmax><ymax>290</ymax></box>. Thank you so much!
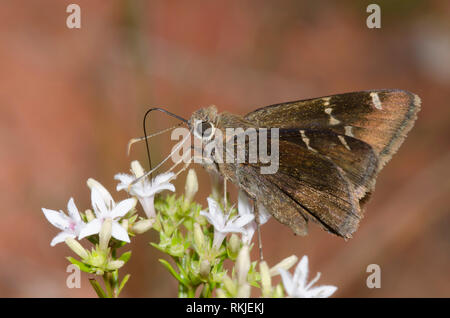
<box><xmin>0</xmin><ymin>0</ymin><xmax>449</xmax><ymax>297</ymax></box>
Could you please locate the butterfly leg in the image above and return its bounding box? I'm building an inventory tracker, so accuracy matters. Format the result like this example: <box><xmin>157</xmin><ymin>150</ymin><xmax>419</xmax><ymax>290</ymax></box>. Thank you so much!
<box><xmin>254</xmin><ymin>201</ymin><xmax>264</xmax><ymax>261</ymax></box>
<box><xmin>223</xmin><ymin>178</ymin><xmax>227</xmax><ymax>208</ymax></box>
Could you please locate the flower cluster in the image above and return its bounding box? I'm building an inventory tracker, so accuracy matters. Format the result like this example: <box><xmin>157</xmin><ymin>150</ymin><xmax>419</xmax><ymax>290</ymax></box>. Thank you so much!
<box><xmin>42</xmin><ymin>160</ymin><xmax>337</xmax><ymax>298</ymax></box>
<box><xmin>41</xmin><ymin>160</ymin><xmax>175</xmax><ymax>297</ymax></box>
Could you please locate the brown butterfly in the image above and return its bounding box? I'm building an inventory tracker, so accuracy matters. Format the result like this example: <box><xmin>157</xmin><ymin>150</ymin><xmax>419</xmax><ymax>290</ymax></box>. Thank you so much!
<box><xmin>183</xmin><ymin>89</ymin><xmax>421</xmax><ymax>239</ymax></box>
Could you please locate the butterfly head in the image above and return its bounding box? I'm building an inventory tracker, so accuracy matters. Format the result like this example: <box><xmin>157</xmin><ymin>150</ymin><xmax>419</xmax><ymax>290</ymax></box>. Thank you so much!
<box><xmin>189</xmin><ymin>106</ymin><xmax>218</xmax><ymax>141</ymax></box>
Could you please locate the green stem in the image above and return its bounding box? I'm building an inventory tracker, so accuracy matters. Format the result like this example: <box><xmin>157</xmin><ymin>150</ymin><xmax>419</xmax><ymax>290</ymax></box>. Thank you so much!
<box><xmin>103</xmin><ymin>272</ymin><xmax>120</xmax><ymax>298</ymax></box>
<box><xmin>178</xmin><ymin>282</ymin><xmax>197</xmax><ymax>298</ymax></box>
<box><xmin>89</xmin><ymin>278</ymin><xmax>107</xmax><ymax>298</ymax></box>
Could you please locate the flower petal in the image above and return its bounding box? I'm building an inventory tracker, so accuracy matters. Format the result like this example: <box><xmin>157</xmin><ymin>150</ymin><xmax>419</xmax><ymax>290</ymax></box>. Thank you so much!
<box><xmin>307</xmin><ymin>285</ymin><xmax>337</xmax><ymax>298</ymax></box>
<box><xmin>153</xmin><ymin>172</ymin><xmax>175</xmax><ymax>186</ymax></box>
<box><xmin>212</xmin><ymin>230</ymin><xmax>226</xmax><ymax>249</ymax></box>
<box><xmin>238</xmin><ymin>190</ymin><xmax>253</xmax><ymax>216</ymax></box>
<box><xmin>78</xmin><ymin>219</ymin><xmax>102</xmax><ymax>239</ymax></box>
<box><xmin>206</xmin><ymin>197</ymin><xmax>222</xmax><ymax>216</ymax></box>
<box><xmin>90</xmin><ymin>186</ymin><xmax>108</xmax><ymax>217</ymax></box>
<box><xmin>138</xmin><ymin>197</ymin><xmax>156</xmax><ymax>219</ymax></box>
<box><xmin>110</xmin><ymin>198</ymin><xmax>136</xmax><ymax>219</ymax></box>
<box><xmin>293</xmin><ymin>255</ymin><xmax>309</xmax><ymax>288</ymax></box>
<box><xmin>149</xmin><ymin>183</ymin><xmax>176</xmax><ymax>196</ymax></box>
<box><xmin>257</xmin><ymin>203</ymin><xmax>271</xmax><ymax>225</ymax></box>
<box><xmin>200</xmin><ymin>210</ymin><xmax>224</xmax><ymax>230</ymax></box>
<box><xmin>114</xmin><ymin>173</ymin><xmax>134</xmax><ymax>192</ymax></box>
<box><xmin>232</xmin><ymin>214</ymin><xmax>255</xmax><ymax>228</ymax></box>
<box><xmin>67</xmin><ymin>198</ymin><xmax>81</xmax><ymax>222</ymax></box>
<box><xmin>50</xmin><ymin>231</ymin><xmax>76</xmax><ymax>246</ymax></box>
<box><xmin>111</xmin><ymin>221</ymin><xmax>130</xmax><ymax>243</ymax></box>
<box><xmin>278</xmin><ymin>268</ymin><xmax>294</xmax><ymax>296</ymax></box>
<box><xmin>88</xmin><ymin>178</ymin><xmax>115</xmax><ymax>209</ymax></box>
<box><xmin>42</xmin><ymin>208</ymin><xmax>70</xmax><ymax>230</ymax></box>
<box><xmin>241</xmin><ymin>222</ymin><xmax>256</xmax><ymax>245</ymax></box>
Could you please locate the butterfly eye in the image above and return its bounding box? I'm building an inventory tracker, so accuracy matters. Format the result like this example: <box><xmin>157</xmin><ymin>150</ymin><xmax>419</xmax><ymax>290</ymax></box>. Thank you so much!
<box><xmin>195</xmin><ymin>121</ymin><xmax>214</xmax><ymax>140</ymax></box>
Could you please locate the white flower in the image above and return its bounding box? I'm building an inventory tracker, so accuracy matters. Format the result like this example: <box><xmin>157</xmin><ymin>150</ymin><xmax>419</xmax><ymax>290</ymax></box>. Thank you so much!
<box><xmin>79</xmin><ymin>179</ymin><xmax>136</xmax><ymax>243</ymax></box>
<box><xmin>279</xmin><ymin>255</ymin><xmax>337</xmax><ymax>298</ymax></box>
<box><xmin>237</xmin><ymin>190</ymin><xmax>271</xmax><ymax>245</ymax></box>
<box><xmin>115</xmin><ymin>161</ymin><xmax>175</xmax><ymax>218</ymax></box>
<box><xmin>200</xmin><ymin>197</ymin><xmax>254</xmax><ymax>249</ymax></box>
<box><xmin>42</xmin><ymin>198</ymin><xmax>86</xmax><ymax>246</ymax></box>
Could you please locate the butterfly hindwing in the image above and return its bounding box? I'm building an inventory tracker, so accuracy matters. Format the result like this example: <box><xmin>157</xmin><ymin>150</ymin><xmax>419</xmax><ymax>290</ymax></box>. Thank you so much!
<box><xmin>278</xmin><ymin>128</ymin><xmax>379</xmax><ymax>202</ymax></box>
<box><xmin>230</xmin><ymin>139</ymin><xmax>362</xmax><ymax>238</ymax></box>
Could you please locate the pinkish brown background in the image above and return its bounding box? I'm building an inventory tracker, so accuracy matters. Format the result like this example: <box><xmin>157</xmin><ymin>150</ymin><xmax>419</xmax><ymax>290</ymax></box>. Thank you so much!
<box><xmin>0</xmin><ymin>0</ymin><xmax>449</xmax><ymax>297</ymax></box>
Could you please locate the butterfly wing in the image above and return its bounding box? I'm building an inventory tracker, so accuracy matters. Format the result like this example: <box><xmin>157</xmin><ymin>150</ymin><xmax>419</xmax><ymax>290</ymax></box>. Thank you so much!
<box><xmin>245</xmin><ymin>89</ymin><xmax>421</xmax><ymax>170</ymax></box>
<box><xmin>227</xmin><ymin>89</ymin><xmax>420</xmax><ymax>237</ymax></box>
<box><xmin>230</xmin><ymin>138</ymin><xmax>362</xmax><ymax>238</ymax></box>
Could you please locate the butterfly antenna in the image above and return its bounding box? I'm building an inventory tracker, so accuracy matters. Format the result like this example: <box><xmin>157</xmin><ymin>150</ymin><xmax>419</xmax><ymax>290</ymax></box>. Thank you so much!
<box><xmin>142</xmin><ymin>108</ymin><xmax>188</xmax><ymax>178</ymax></box>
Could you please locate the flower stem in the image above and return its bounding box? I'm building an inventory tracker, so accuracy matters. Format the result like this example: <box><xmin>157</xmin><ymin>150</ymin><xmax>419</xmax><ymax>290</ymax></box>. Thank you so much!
<box><xmin>103</xmin><ymin>272</ymin><xmax>119</xmax><ymax>298</ymax></box>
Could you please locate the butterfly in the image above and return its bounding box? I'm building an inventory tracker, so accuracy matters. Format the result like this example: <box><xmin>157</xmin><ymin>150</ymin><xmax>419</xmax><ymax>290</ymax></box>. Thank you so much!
<box><xmin>186</xmin><ymin>89</ymin><xmax>420</xmax><ymax>239</ymax></box>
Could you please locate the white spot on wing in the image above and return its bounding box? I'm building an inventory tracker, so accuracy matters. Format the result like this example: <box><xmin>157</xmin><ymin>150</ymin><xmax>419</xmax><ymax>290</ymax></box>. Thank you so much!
<box><xmin>324</xmin><ymin>107</ymin><xmax>340</xmax><ymax>125</ymax></box>
<box><xmin>338</xmin><ymin>135</ymin><xmax>351</xmax><ymax>151</ymax></box>
<box><xmin>323</xmin><ymin>97</ymin><xmax>331</xmax><ymax>106</ymax></box>
<box><xmin>300</xmin><ymin>130</ymin><xmax>317</xmax><ymax>152</ymax></box>
<box><xmin>344</xmin><ymin>125</ymin><xmax>354</xmax><ymax>137</ymax></box>
<box><xmin>370</xmin><ymin>92</ymin><xmax>382</xmax><ymax>110</ymax></box>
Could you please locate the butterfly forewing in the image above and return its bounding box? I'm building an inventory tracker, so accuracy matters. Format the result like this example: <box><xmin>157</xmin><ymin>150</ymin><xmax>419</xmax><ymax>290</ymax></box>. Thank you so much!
<box><xmin>245</xmin><ymin>89</ymin><xmax>421</xmax><ymax>169</ymax></box>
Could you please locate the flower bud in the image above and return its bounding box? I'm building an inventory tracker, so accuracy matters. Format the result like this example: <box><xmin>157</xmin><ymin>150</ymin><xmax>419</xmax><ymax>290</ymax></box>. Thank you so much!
<box><xmin>236</xmin><ymin>245</ymin><xmax>250</xmax><ymax>285</ymax></box>
<box><xmin>237</xmin><ymin>282</ymin><xmax>251</xmax><ymax>298</ymax></box>
<box><xmin>222</xmin><ymin>275</ymin><xmax>237</xmax><ymax>295</ymax></box>
<box><xmin>259</xmin><ymin>261</ymin><xmax>272</xmax><ymax>297</ymax></box>
<box><xmin>269</xmin><ymin>255</ymin><xmax>298</xmax><ymax>277</ymax></box>
<box><xmin>193</xmin><ymin>223</ymin><xmax>205</xmax><ymax>251</ymax></box>
<box><xmin>106</xmin><ymin>260</ymin><xmax>125</xmax><ymax>271</ymax></box>
<box><xmin>99</xmin><ymin>218</ymin><xmax>112</xmax><ymax>251</ymax></box>
<box><xmin>132</xmin><ymin>219</ymin><xmax>154</xmax><ymax>234</ymax></box>
<box><xmin>65</xmin><ymin>238</ymin><xmax>89</xmax><ymax>260</ymax></box>
<box><xmin>227</xmin><ymin>234</ymin><xmax>241</xmax><ymax>258</ymax></box>
<box><xmin>184</xmin><ymin>169</ymin><xmax>198</xmax><ymax>205</ymax></box>
<box><xmin>273</xmin><ymin>284</ymin><xmax>284</xmax><ymax>298</ymax></box>
<box><xmin>85</xmin><ymin>209</ymin><xmax>95</xmax><ymax>222</ymax></box>
<box><xmin>216</xmin><ymin>288</ymin><xmax>227</xmax><ymax>298</ymax></box>
<box><xmin>199</xmin><ymin>259</ymin><xmax>210</xmax><ymax>279</ymax></box>
<box><xmin>131</xmin><ymin>160</ymin><xmax>144</xmax><ymax>178</ymax></box>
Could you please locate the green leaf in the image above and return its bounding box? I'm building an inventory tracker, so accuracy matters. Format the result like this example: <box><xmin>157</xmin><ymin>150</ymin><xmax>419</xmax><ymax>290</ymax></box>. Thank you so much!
<box><xmin>67</xmin><ymin>257</ymin><xmax>92</xmax><ymax>273</ymax></box>
<box><xmin>118</xmin><ymin>251</ymin><xmax>132</xmax><ymax>263</ymax></box>
<box><xmin>128</xmin><ymin>214</ymin><xmax>138</xmax><ymax>224</ymax></box>
<box><xmin>89</xmin><ymin>278</ymin><xmax>107</xmax><ymax>298</ymax></box>
<box><xmin>150</xmin><ymin>242</ymin><xmax>167</xmax><ymax>254</ymax></box>
<box><xmin>159</xmin><ymin>259</ymin><xmax>189</xmax><ymax>287</ymax></box>
<box><xmin>118</xmin><ymin>274</ymin><xmax>131</xmax><ymax>296</ymax></box>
